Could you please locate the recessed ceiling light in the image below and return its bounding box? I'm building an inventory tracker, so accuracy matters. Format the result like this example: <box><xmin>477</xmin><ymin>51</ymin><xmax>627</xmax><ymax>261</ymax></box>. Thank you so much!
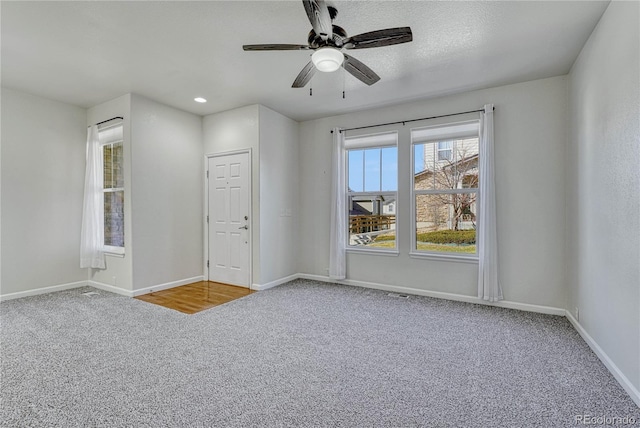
<box><xmin>194</xmin><ymin>97</ymin><xmax>207</xmax><ymax>103</ymax></box>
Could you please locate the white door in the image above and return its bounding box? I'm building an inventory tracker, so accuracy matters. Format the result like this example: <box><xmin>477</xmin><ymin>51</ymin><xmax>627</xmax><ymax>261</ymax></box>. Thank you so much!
<box><xmin>207</xmin><ymin>152</ymin><xmax>250</xmax><ymax>287</ymax></box>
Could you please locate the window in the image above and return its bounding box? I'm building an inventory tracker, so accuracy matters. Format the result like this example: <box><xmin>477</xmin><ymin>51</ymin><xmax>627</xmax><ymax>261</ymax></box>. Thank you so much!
<box><xmin>437</xmin><ymin>141</ymin><xmax>453</xmax><ymax>161</ymax></box>
<box><xmin>99</xmin><ymin>123</ymin><xmax>124</xmax><ymax>253</ymax></box>
<box><xmin>346</xmin><ymin>132</ymin><xmax>398</xmax><ymax>251</ymax></box>
<box><xmin>412</xmin><ymin>121</ymin><xmax>479</xmax><ymax>257</ymax></box>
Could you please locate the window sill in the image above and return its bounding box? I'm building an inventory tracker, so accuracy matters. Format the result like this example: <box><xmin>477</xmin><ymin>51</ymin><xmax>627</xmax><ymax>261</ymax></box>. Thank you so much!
<box><xmin>104</xmin><ymin>252</ymin><xmax>125</xmax><ymax>258</ymax></box>
<box><xmin>347</xmin><ymin>248</ymin><xmax>399</xmax><ymax>257</ymax></box>
<box><xmin>103</xmin><ymin>247</ymin><xmax>125</xmax><ymax>258</ymax></box>
<box><xmin>409</xmin><ymin>251</ymin><xmax>478</xmax><ymax>264</ymax></box>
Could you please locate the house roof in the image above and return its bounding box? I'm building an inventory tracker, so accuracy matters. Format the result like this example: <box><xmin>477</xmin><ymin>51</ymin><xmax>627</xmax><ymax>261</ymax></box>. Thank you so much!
<box><xmin>415</xmin><ymin>153</ymin><xmax>479</xmax><ymax>180</ymax></box>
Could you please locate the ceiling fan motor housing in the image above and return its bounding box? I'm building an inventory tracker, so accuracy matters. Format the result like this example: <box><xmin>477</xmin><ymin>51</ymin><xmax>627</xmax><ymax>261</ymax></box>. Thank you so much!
<box><xmin>308</xmin><ymin>25</ymin><xmax>347</xmax><ymax>48</ymax></box>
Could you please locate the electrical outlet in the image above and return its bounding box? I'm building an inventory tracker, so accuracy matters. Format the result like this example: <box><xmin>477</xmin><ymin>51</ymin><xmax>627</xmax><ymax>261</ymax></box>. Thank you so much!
<box><xmin>575</xmin><ymin>307</ymin><xmax>580</xmax><ymax>321</ymax></box>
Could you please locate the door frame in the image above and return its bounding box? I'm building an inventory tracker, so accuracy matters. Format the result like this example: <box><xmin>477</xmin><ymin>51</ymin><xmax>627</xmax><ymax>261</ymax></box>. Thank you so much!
<box><xmin>203</xmin><ymin>149</ymin><xmax>253</xmax><ymax>288</ymax></box>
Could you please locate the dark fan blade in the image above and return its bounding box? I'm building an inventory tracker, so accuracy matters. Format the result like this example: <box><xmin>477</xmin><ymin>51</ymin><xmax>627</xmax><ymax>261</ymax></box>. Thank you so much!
<box><xmin>243</xmin><ymin>44</ymin><xmax>310</xmax><ymax>51</ymax></box>
<box><xmin>292</xmin><ymin>61</ymin><xmax>317</xmax><ymax>88</ymax></box>
<box><xmin>343</xmin><ymin>54</ymin><xmax>380</xmax><ymax>86</ymax></box>
<box><xmin>343</xmin><ymin>27</ymin><xmax>412</xmax><ymax>49</ymax></box>
<box><xmin>303</xmin><ymin>0</ymin><xmax>332</xmax><ymax>41</ymax></box>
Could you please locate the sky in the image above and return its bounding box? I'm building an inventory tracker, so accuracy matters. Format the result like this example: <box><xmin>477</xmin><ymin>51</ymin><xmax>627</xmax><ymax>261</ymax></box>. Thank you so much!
<box><xmin>348</xmin><ymin>146</ymin><xmax>425</xmax><ymax>192</ymax></box>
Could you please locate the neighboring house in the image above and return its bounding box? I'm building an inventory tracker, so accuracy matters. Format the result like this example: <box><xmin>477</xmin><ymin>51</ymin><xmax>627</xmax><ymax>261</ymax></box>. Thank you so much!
<box><xmin>415</xmin><ymin>138</ymin><xmax>479</xmax><ymax>231</ymax></box>
<box><xmin>349</xmin><ymin>195</ymin><xmax>396</xmax><ymax>216</ymax></box>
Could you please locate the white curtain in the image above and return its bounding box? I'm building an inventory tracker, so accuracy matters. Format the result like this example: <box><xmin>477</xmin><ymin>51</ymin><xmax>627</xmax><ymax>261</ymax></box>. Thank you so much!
<box><xmin>80</xmin><ymin>125</ymin><xmax>106</xmax><ymax>269</ymax></box>
<box><xmin>329</xmin><ymin>128</ymin><xmax>346</xmax><ymax>279</ymax></box>
<box><xmin>477</xmin><ymin>104</ymin><xmax>502</xmax><ymax>302</ymax></box>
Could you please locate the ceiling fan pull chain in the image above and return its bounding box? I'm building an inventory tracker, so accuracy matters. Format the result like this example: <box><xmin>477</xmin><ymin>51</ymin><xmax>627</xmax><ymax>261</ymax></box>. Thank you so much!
<box><xmin>342</xmin><ymin>67</ymin><xmax>346</xmax><ymax>99</ymax></box>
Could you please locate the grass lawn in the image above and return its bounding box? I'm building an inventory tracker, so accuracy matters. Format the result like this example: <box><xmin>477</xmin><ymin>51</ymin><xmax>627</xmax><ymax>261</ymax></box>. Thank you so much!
<box><xmin>355</xmin><ymin>229</ymin><xmax>476</xmax><ymax>254</ymax></box>
<box><xmin>417</xmin><ymin>242</ymin><xmax>476</xmax><ymax>254</ymax></box>
<box><xmin>366</xmin><ymin>240</ymin><xmax>476</xmax><ymax>254</ymax></box>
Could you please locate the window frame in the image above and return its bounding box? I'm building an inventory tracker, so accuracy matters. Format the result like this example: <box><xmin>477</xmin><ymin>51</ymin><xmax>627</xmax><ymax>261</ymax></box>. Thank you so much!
<box><xmin>410</xmin><ymin>121</ymin><xmax>480</xmax><ymax>262</ymax></box>
<box><xmin>345</xmin><ymin>131</ymin><xmax>399</xmax><ymax>256</ymax></box>
<box><xmin>98</xmin><ymin>123</ymin><xmax>125</xmax><ymax>256</ymax></box>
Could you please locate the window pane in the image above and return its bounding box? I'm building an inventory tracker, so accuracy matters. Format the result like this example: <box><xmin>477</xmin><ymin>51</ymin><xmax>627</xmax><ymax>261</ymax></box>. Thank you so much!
<box><xmin>103</xmin><ymin>145</ymin><xmax>113</xmax><ymax>189</ymax></box>
<box><xmin>453</xmin><ymin>138</ymin><xmax>479</xmax><ymax>189</ymax></box>
<box><xmin>414</xmin><ymin>144</ymin><xmax>426</xmax><ymax>175</ymax></box>
<box><xmin>349</xmin><ymin>146</ymin><xmax>398</xmax><ymax>193</ymax></box>
<box><xmin>105</xmin><ymin>190</ymin><xmax>125</xmax><ymax>247</ymax></box>
<box><xmin>348</xmin><ymin>150</ymin><xmax>364</xmax><ymax>192</ymax></box>
<box><xmin>103</xmin><ymin>142</ymin><xmax>124</xmax><ymax>189</ymax></box>
<box><xmin>349</xmin><ymin>195</ymin><xmax>396</xmax><ymax>249</ymax></box>
<box><xmin>381</xmin><ymin>147</ymin><xmax>397</xmax><ymax>191</ymax></box>
<box><xmin>364</xmin><ymin>149</ymin><xmax>381</xmax><ymax>192</ymax></box>
<box><xmin>414</xmin><ymin>138</ymin><xmax>479</xmax><ymax>191</ymax></box>
<box><xmin>112</xmin><ymin>142</ymin><xmax>124</xmax><ymax>188</ymax></box>
<box><xmin>415</xmin><ymin>193</ymin><xmax>476</xmax><ymax>254</ymax></box>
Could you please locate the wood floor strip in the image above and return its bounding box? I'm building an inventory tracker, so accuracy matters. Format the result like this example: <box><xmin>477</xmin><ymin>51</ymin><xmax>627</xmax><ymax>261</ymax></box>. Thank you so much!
<box><xmin>135</xmin><ymin>281</ymin><xmax>253</xmax><ymax>314</ymax></box>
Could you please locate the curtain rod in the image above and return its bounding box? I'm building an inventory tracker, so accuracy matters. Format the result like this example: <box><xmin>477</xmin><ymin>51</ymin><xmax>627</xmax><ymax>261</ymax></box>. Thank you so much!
<box><xmin>330</xmin><ymin>107</ymin><xmax>494</xmax><ymax>134</ymax></box>
<box><xmin>89</xmin><ymin>116</ymin><xmax>124</xmax><ymax>128</ymax></box>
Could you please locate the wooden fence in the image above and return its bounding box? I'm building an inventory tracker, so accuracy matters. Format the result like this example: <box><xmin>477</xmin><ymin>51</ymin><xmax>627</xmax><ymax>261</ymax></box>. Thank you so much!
<box><xmin>350</xmin><ymin>215</ymin><xmax>396</xmax><ymax>234</ymax></box>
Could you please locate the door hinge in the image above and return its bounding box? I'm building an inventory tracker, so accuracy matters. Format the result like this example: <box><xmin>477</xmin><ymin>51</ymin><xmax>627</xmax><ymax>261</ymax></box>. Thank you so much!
<box><xmin>206</xmin><ymin>215</ymin><xmax>209</xmax><ymax>223</ymax></box>
<box><xmin>207</xmin><ymin>260</ymin><xmax>209</xmax><ymax>268</ymax></box>
<box><xmin>206</xmin><ymin>170</ymin><xmax>209</xmax><ymax>178</ymax></box>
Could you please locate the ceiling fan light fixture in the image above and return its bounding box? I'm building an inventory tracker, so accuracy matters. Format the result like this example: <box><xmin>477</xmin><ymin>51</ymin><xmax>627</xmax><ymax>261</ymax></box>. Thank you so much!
<box><xmin>311</xmin><ymin>47</ymin><xmax>344</xmax><ymax>72</ymax></box>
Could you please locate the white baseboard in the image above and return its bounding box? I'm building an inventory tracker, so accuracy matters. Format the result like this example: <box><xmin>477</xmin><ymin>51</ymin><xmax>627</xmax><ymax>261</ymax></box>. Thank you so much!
<box><xmin>252</xmin><ymin>274</ymin><xmax>299</xmax><ymax>291</ymax></box>
<box><xmin>1</xmin><ymin>275</ymin><xmax>215</xmax><ymax>301</ymax></box>
<box><xmin>132</xmin><ymin>275</ymin><xmax>205</xmax><ymax>297</ymax></box>
<box><xmin>88</xmin><ymin>281</ymin><xmax>134</xmax><ymax>297</ymax></box>
<box><xmin>565</xmin><ymin>311</ymin><xmax>640</xmax><ymax>408</ymax></box>
<box><xmin>490</xmin><ymin>299</ymin><xmax>566</xmax><ymax>316</ymax></box>
<box><xmin>297</xmin><ymin>274</ymin><xmax>566</xmax><ymax>316</ymax></box>
<box><xmin>297</xmin><ymin>273</ymin><xmax>330</xmax><ymax>283</ymax></box>
<box><xmin>0</xmin><ymin>273</ymin><xmax>565</xmax><ymax>318</ymax></box>
<box><xmin>0</xmin><ymin>280</ymin><xmax>88</xmax><ymax>302</ymax></box>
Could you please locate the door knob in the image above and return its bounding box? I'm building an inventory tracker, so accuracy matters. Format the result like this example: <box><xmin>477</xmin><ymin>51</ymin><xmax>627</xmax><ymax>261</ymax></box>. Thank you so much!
<box><xmin>238</xmin><ymin>225</ymin><xmax>248</xmax><ymax>230</ymax></box>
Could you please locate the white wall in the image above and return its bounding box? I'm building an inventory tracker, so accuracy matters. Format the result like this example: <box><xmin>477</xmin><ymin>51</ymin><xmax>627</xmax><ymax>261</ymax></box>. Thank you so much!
<box><xmin>258</xmin><ymin>105</ymin><xmax>299</xmax><ymax>285</ymax></box>
<box><xmin>130</xmin><ymin>95</ymin><xmax>203</xmax><ymax>291</ymax></box>
<box><xmin>87</xmin><ymin>94</ymin><xmax>133</xmax><ymax>292</ymax></box>
<box><xmin>1</xmin><ymin>88</ymin><xmax>87</xmax><ymax>295</ymax></box>
<box><xmin>299</xmin><ymin>76</ymin><xmax>568</xmax><ymax>308</ymax></box>
<box><xmin>567</xmin><ymin>0</ymin><xmax>640</xmax><ymax>397</ymax></box>
<box><xmin>203</xmin><ymin>105</ymin><xmax>262</xmax><ymax>283</ymax></box>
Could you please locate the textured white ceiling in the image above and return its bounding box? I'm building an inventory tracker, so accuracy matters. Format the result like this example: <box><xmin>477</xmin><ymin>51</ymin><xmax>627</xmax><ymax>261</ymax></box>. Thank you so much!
<box><xmin>1</xmin><ymin>1</ymin><xmax>609</xmax><ymax>121</ymax></box>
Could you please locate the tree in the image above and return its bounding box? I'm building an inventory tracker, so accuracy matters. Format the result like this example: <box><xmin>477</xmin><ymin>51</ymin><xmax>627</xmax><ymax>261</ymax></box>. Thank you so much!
<box><xmin>429</xmin><ymin>139</ymin><xmax>478</xmax><ymax>231</ymax></box>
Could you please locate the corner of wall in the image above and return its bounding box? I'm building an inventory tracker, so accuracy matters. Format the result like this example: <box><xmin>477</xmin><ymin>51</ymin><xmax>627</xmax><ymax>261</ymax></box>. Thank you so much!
<box><xmin>564</xmin><ymin>0</ymin><xmax>640</xmax><ymax>399</ymax></box>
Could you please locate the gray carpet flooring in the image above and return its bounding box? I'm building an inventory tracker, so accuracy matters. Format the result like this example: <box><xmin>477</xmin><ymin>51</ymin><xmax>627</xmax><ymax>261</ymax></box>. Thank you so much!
<box><xmin>1</xmin><ymin>279</ymin><xmax>638</xmax><ymax>427</ymax></box>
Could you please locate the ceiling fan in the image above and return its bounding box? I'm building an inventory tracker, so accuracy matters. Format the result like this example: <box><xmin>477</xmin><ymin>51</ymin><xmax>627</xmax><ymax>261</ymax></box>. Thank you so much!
<box><xmin>242</xmin><ymin>0</ymin><xmax>413</xmax><ymax>88</ymax></box>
